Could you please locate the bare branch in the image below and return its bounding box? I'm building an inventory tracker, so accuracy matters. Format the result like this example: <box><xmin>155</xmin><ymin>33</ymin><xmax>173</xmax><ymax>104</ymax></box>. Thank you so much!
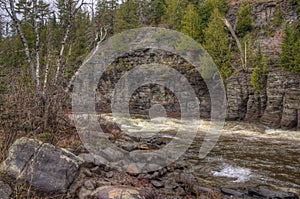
<box><xmin>65</xmin><ymin>26</ymin><xmax>108</xmax><ymax>93</ymax></box>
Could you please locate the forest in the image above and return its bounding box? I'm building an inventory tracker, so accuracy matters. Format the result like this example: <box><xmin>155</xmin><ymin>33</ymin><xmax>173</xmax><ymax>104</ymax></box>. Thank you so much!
<box><xmin>0</xmin><ymin>0</ymin><xmax>300</xmax><ymax>198</ymax></box>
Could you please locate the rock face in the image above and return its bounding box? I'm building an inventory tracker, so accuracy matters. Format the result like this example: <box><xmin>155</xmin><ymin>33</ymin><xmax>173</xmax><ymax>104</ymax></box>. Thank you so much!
<box><xmin>226</xmin><ymin>69</ymin><xmax>254</xmax><ymax>121</ymax></box>
<box><xmin>97</xmin><ymin>47</ymin><xmax>299</xmax><ymax>130</ymax></box>
<box><xmin>96</xmin><ymin>49</ymin><xmax>211</xmax><ymax>119</ymax></box>
<box><xmin>227</xmin><ymin>0</ymin><xmax>298</xmax><ymax>60</ymax></box>
<box><xmin>226</xmin><ymin>68</ymin><xmax>300</xmax><ymax>130</ymax></box>
<box><xmin>0</xmin><ymin>137</ymin><xmax>83</xmax><ymax>193</ymax></box>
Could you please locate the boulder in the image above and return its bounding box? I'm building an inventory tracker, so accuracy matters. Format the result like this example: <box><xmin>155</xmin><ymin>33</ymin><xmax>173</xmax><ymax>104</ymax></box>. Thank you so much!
<box><xmin>0</xmin><ymin>181</ymin><xmax>12</xmax><ymax>199</ymax></box>
<box><xmin>221</xmin><ymin>188</ymin><xmax>245</xmax><ymax>197</ymax></box>
<box><xmin>248</xmin><ymin>187</ymin><xmax>299</xmax><ymax>199</ymax></box>
<box><xmin>0</xmin><ymin>137</ymin><xmax>83</xmax><ymax>193</ymax></box>
<box><xmin>89</xmin><ymin>186</ymin><xmax>146</xmax><ymax>199</ymax></box>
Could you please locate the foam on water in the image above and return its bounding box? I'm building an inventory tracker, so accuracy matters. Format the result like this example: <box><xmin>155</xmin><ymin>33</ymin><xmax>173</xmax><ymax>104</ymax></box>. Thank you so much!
<box><xmin>101</xmin><ymin>114</ymin><xmax>300</xmax><ymax>141</ymax></box>
<box><xmin>213</xmin><ymin>164</ymin><xmax>252</xmax><ymax>183</ymax></box>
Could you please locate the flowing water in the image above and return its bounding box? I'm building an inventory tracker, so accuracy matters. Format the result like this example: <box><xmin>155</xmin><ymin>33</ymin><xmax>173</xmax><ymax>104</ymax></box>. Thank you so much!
<box><xmin>103</xmin><ymin>115</ymin><xmax>300</xmax><ymax>194</ymax></box>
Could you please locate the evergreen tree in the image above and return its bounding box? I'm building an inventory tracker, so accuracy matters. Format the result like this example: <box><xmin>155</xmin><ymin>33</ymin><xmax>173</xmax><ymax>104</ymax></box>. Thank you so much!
<box><xmin>292</xmin><ymin>38</ymin><xmax>300</xmax><ymax>73</ymax></box>
<box><xmin>180</xmin><ymin>3</ymin><xmax>201</xmax><ymax>41</ymax></box>
<box><xmin>236</xmin><ymin>1</ymin><xmax>252</xmax><ymax>38</ymax></box>
<box><xmin>204</xmin><ymin>8</ymin><xmax>232</xmax><ymax>80</ymax></box>
<box><xmin>280</xmin><ymin>24</ymin><xmax>296</xmax><ymax>70</ymax></box>
<box><xmin>250</xmin><ymin>45</ymin><xmax>268</xmax><ymax>93</ymax></box>
<box><xmin>272</xmin><ymin>5</ymin><xmax>283</xmax><ymax>27</ymax></box>
<box><xmin>150</xmin><ymin>0</ymin><xmax>166</xmax><ymax>26</ymax></box>
<box><xmin>66</xmin><ymin>10</ymin><xmax>91</xmax><ymax>79</ymax></box>
<box><xmin>95</xmin><ymin>0</ymin><xmax>118</xmax><ymax>34</ymax></box>
<box><xmin>162</xmin><ymin>0</ymin><xmax>188</xmax><ymax>30</ymax></box>
<box><xmin>197</xmin><ymin>0</ymin><xmax>228</xmax><ymax>43</ymax></box>
<box><xmin>114</xmin><ymin>0</ymin><xmax>140</xmax><ymax>33</ymax></box>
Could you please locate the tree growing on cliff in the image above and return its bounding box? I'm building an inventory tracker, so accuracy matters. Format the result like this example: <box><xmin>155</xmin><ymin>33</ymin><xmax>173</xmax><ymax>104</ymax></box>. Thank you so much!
<box><xmin>251</xmin><ymin>45</ymin><xmax>268</xmax><ymax>93</ymax></box>
<box><xmin>272</xmin><ymin>5</ymin><xmax>283</xmax><ymax>27</ymax></box>
<box><xmin>280</xmin><ymin>23</ymin><xmax>300</xmax><ymax>73</ymax></box>
<box><xmin>204</xmin><ymin>8</ymin><xmax>232</xmax><ymax>80</ymax></box>
<box><xmin>236</xmin><ymin>1</ymin><xmax>252</xmax><ymax>38</ymax></box>
<box><xmin>197</xmin><ymin>0</ymin><xmax>228</xmax><ymax>43</ymax></box>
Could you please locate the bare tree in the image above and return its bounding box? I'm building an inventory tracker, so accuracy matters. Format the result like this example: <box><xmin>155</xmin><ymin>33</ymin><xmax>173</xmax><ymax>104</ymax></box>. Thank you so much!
<box><xmin>0</xmin><ymin>0</ymin><xmax>37</xmax><ymax>90</ymax></box>
<box><xmin>223</xmin><ymin>17</ymin><xmax>246</xmax><ymax>69</ymax></box>
<box><xmin>54</xmin><ymin>0</ymin><xmax>85</xmax><ymax>84</ymax></box>
<box><xmin>65</xmin><ymin>25</ymin><xmax>108</xmax><ymax>92</ymax></box>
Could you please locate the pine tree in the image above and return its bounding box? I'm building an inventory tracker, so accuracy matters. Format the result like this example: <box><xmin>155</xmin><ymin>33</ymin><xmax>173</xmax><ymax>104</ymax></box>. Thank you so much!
<box><xmin>251</xmin><ymin>45</ymin><xmax>268</xmax><ymax>93</ymax></box>
<box><xmin>180</xmin><ymin>3</ymin><xmax>201</xmax><ymax>41</ymax></box>
<box><xmin>272</xmin><ymin>5</ymin><xmax>283</xmax><ymax>27</ymax></box>
<box><xmin>114</xmin><ymin>0</ymin><xmax>140</xmax><ymax>33</ymax></box>
<box><xmin>162</xmin><ymin>0</ymin><xmax>188</xmax><ymax>30</ymax></box>
<box><xmin>197</xmin><ymin>0</ymin><xmax>228</xmax><ymax>43</ymax></box>
<box><xmin>95</xmin><ymin>0</ymin><xmax>118</xmax><ymax>34</ymax></box>
<box><xmin>150</xmin><ymin>0</ymin><xmax>166</xmax><ymax>26</ymax></box>
<box><xmin>204</xmin><ymin>8</ymin><xmax>232</xmax><ymax>80</ymax></box>
<box><xmin>66</xmin><ymin>10</ymin><xmax>92</xmax><ymax>79</ymax></box>
<box><xmin>236</xmin><ymin>1</ymin><xmax>252</xmax><ymax>38</ymax></box>
<box><xmin>292</xmin><ymin>38</ymin><xmax>300</xmax><ymax>73</ymax></box>
<box><xmin>280</xmin><ymin>24</ymin><xmax>297</xmax><ymax>71</ymax></box>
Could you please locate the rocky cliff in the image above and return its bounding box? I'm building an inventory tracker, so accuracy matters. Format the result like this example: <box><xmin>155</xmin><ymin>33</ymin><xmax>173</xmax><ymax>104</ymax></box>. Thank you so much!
<box><xmin>227</xmin><ymin>0</ymin><xmax>298</xmax><ymax>59</ymax></box>
<box><xmin>94</xmin><ymin>0</ymin><xmax>299</xmax><ymax>130</ymax></box>
<box><xmin>226</xmin><ymin>68</ymin><xmax>300</xmax><ymax>130</ymax></box>
<box><xmin>96</xmin><ymin>49</ymin><xmax>211</xmax><ymax>119</ymax></box>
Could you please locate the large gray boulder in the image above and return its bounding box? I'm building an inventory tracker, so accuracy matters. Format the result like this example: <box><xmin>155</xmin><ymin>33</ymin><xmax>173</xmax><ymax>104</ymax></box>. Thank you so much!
<box><xmin>0</xmin><ymin>137</ymin><xmax>83</xmax><ymax>193</ymax></box>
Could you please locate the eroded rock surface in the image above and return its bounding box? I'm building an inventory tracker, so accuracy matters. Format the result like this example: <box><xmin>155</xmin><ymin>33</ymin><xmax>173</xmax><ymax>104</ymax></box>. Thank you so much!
<box><xmin>0</xmin><ymin>137</ymin><xmax>83</xmax><ymax>193</ymax></box>
<box><xmin>226</xmin><ymin>68</ymin><xmax>300</xmax><ymax>130</ymax></box>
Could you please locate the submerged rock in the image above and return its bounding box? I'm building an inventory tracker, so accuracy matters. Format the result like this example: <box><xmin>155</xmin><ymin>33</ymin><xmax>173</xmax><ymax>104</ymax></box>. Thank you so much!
<box><xmin>0</xmin><ymin>137</ymin><xmax>83</xmax><ymax>193</ymax></box>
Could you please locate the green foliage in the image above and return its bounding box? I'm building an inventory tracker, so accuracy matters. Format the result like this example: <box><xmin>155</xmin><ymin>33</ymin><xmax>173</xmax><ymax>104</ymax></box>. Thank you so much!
<box><xmin>272</xmin><ymin>6</ymin><xmax>283</xmax><ymax>27</ymax></box>
<box><xmin>65</xmin><ymin>11</ymin><xmax>91</xmax><ymax>79</ymax></box>
<box><xmin>37</xmin><ymin>132</ymin><xmax>52</xmax><ymax>143</ymax></box>
<box><xmin>150</xmin><ymin>0</ymin><xmax>166</xmax><ymax>25</ymax></box>
<box><xmin>180</xmin><ymin>3</ymin><xmax>201</xmax><ymax>41</ymax></box>
<box><xmin>250</xmin><ymin>46</ymin><xmax>268</xmax><ymax>93</ymax></box>
<box><xmin>280</xmin><ymin>23</ymin><xmax>300</xmax><ymax>73</ymax></box>
<box><xmin>162</xmin><ymin>0</ymin><xmax>188</xmax><ymax>30</ymax></box>
<box><xmin>114</xmin><ymin>0</ymin><xmax>140</xmax><ymax>33</ymax></box>
<box><xmin>204</xmin><ymin>8</ymin><xmax>232</xmax><ymax>80</ymax></box>
<box><xmin>236</xmin><ymin>1</ymin><xmax>252</xmax><ymax>38</ymax></box>
<box><xmin>96</xmin><ymin>0</ymin><xmax>117</xmax><ymax>35</ymax></box>
<box><xmin>197</xmin><ymin>0</ymin><xmax>228</xmax><ymax>43</ymax></box>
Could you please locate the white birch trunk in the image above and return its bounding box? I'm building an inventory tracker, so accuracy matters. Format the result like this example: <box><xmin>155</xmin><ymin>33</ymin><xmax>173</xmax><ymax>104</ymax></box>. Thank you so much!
<box><xmin>33</xmin><ymin>0</ymin><xmax>40</xmax><ymax>92</ymax></box>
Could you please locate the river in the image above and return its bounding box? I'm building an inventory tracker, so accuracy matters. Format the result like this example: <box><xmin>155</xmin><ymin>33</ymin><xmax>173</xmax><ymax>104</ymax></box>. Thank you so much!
<box><xmin>102</xmin><ymin>114</ymin><xmax>300</xmax><ymax>195</ymax></box>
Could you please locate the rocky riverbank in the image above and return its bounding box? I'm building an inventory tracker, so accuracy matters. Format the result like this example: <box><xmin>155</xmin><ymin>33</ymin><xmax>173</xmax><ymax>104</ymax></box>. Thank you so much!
<box><xmin>0</xmin><ymin>133</ymin><xmax>299</xmax><ymax>199</ymax></box>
